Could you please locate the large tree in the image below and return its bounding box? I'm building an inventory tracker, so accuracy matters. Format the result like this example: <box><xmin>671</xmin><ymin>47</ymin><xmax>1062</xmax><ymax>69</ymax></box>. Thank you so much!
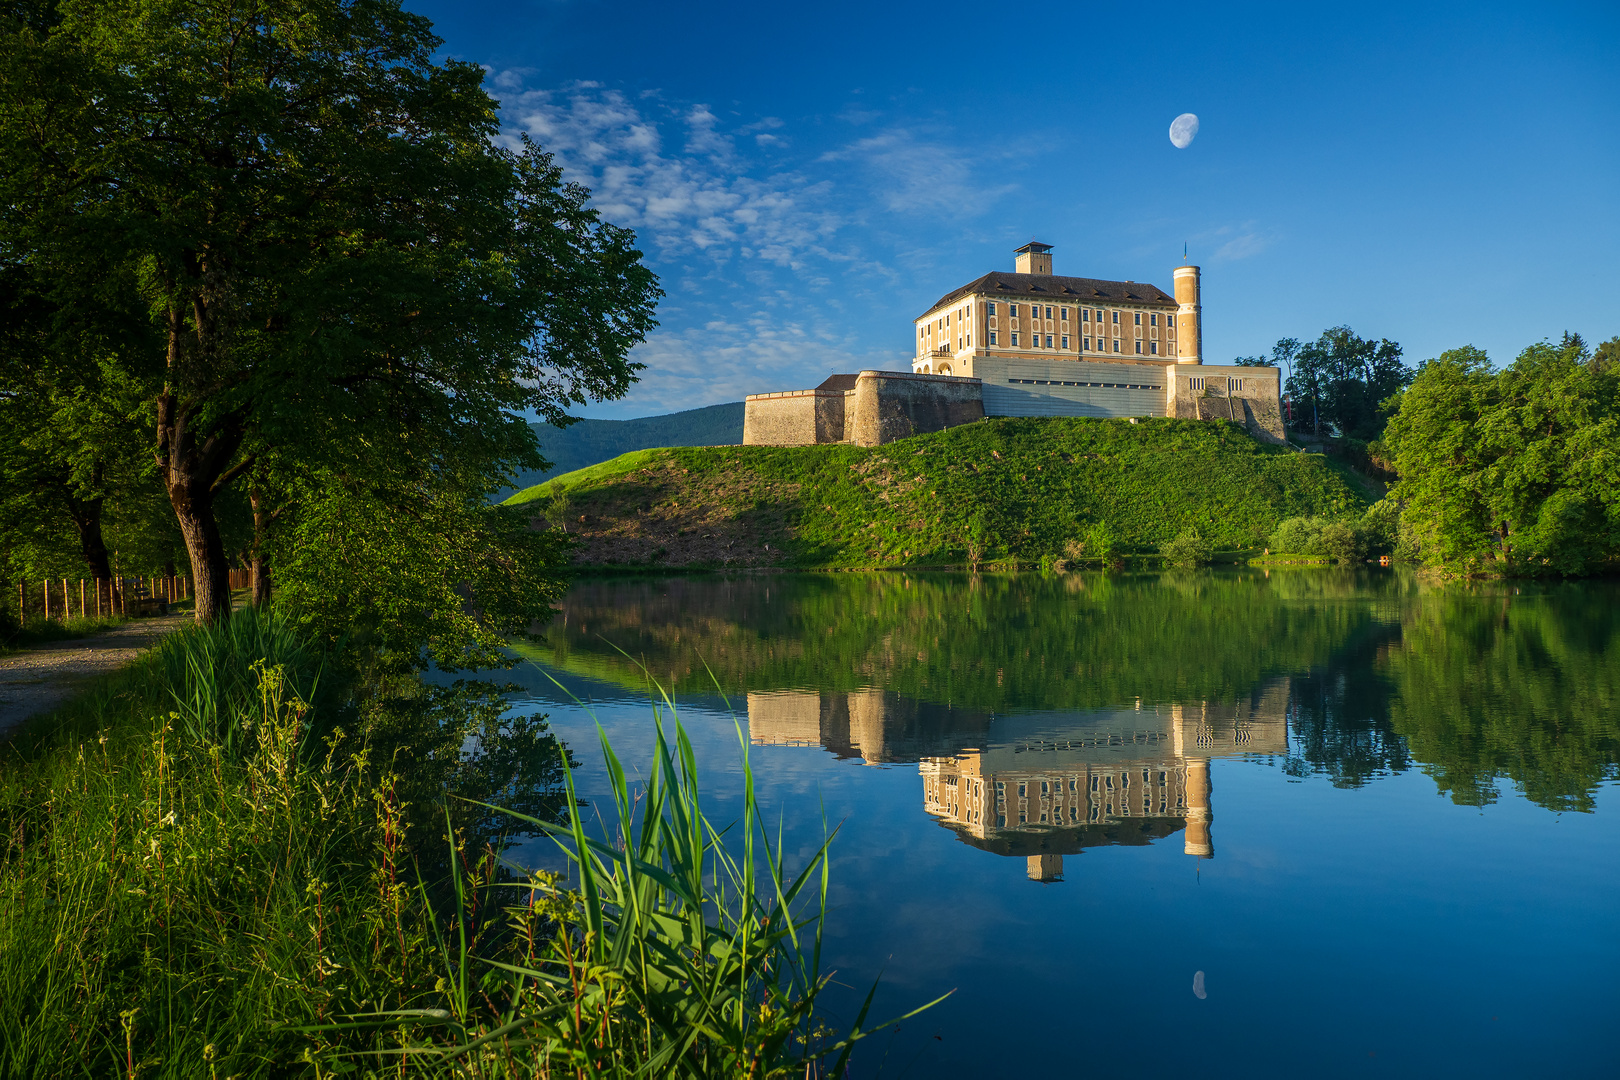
<box><xmin>1283</xmin><ymin>326</ymin><xmax>1410</xmax><ymax>440</ymax></box>
<box><xmin>1382</xmin><ymin>335</ymin><xmax>1620</xmax><ymax>575</ymax></box>
<box><xmin>1</xmin><ymin>0</ymin><xmax>660</xmax><ymax>625</ymax></box>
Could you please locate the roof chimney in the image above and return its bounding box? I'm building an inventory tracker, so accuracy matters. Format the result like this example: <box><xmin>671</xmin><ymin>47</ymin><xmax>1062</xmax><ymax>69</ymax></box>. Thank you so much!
<box><xmin>1014</xmin><ymin>241</ymin><xmax>1053</xmax><ymax>275</ymax></box>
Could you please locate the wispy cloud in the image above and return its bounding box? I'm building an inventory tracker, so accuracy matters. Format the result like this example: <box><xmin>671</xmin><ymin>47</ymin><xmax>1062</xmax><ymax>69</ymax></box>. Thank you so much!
<box><xmin>491</xmin><ymin>79</ymin><xmax>1006</xmax><ymax>415</ymax></box>
<box><xmin>1203</xmin><ymin>222</ymin><xmax>1278</xmax><ymax>261</ymax></box>
<box><xmin>818</xmin><ymin>128</ymin><xmax>1018</xmax><ymax>214</ymax></box>
<box><xmin>498</xmin><ymin>82</ymin><xmax>847</xmax><ymax>271</ymax></box>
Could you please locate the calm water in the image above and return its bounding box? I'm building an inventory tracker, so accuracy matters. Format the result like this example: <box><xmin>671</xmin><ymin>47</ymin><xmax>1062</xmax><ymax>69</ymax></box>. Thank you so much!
<box><xmin>498</xmin><ymin>570</ymin><xmax>1619</xmax><ymax>1076</ymax></box>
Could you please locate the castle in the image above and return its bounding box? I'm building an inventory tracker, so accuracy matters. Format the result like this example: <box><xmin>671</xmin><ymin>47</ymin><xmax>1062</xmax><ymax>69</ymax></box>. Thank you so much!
<box><xmin>743</xmin><ymin>242</ymin><xmax>1284</xmax><ymax>447</ymax></box>
<box><xmin>744</xmin><ymin>684</ymin><xmax>1291</xmax><ymax>881</ymax></box>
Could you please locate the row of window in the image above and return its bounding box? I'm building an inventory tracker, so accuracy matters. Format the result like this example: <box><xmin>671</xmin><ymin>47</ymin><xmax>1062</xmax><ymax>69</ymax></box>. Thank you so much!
<box><xmin>985</xmin><ymin>331</ymin><xmax>1169</xmax><ymax>356</ymax></box>
<box><xmin>1007</xmin><ymin>378</ymin><xmax>1163</xmax><ymax>391</ymax></box>
<box><xmin>985</xmin><ymin>302</ymin><xmax>1175</xmax><ymax>329</ymax></box>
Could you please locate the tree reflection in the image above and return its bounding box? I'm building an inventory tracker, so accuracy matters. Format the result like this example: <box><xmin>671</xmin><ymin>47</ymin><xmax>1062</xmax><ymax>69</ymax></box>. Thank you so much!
<box><xmin>524</xmin><ymin>570</ymin><xmax>1619</xmax><ymax>815</ymax></box>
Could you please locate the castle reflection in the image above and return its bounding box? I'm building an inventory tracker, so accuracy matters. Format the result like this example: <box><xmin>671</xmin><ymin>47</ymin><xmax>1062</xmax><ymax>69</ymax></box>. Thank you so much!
<box><xmin>746</xmin><ymin>683</ymin><xmax>1289</xmax><ymax>879</ymax></box>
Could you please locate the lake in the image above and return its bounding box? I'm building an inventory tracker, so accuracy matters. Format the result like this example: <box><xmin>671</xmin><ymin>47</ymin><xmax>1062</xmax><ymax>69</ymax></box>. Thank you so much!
<box><xmin>497</xmin><ymin>570</ymin><xmax>1619</xmax><ymax>1076</ymax></box>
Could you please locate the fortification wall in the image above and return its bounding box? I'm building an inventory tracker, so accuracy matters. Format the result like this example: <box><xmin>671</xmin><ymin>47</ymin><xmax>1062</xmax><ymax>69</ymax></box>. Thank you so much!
<box><xmin>1168</xmin><ymin>366</ymin><xmax>1285</xmax><ymax>444</ymax></box>
<box><xmin>742</xmin><ymin>389</ymin><xmax>846</xmax><ymax>446</ymax></box>
<box><xmin>845</xmin><ymin>371</ymin><xmax>984</xmax><ymax>447</ymax></box>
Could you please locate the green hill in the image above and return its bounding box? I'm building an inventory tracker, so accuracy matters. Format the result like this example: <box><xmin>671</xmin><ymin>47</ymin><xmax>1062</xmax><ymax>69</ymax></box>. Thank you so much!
<box><xmin>504</xmin><ymin>416</ymin><xmax>1374</xmax><ymax>569</ymax></box>
<box><xmin>495</xmin><ymin>402</ymin><xmax>743</xmax><ymax>499</ymax></box>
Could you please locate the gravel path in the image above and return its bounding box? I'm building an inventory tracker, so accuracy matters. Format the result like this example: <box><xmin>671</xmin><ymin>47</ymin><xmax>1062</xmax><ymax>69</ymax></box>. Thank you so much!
<box><xmin>0</xmin><ymin>615</ymin><xmax>190</xmax><ymax>738</ymax></box>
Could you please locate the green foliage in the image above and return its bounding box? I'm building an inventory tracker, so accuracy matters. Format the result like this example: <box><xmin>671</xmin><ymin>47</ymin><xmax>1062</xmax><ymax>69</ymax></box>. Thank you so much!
<box><xmin>1382</xmin><ymin>335</ymin><xmax>1620</xmax><ymax>575</ymax></box>
<box><xmin>507</xmin><ymin>417</ymin><xmax>1369</xmax><ymax>568</ymax></box>
<box><xmin>0</xmin><ymin>0</ymin><xmax>660</xmax><ymax>626</ymax></box>
<box><xmin>274</xmin><ymin>483</ymin><xmax>573</xmax><ymax>671</ymax></box>
<box><xmin>1269</xmin><ymin>504</ymin><xmax>1396</xmax><ymax>562</ymax></box>
<box><xmin>1161</xmin><ymin>529</ymin><xmax>1213</xmax><ymax>567</ymax></box>
<box><xmin>0</xmin><ymin>608</ymin><xmax>573</xmax><ymax>1073</ymax></box>
<box><xmin>1284</xmin><ymin>326</ymin><xmax>1411</xmax><ymax>440</ymax></box>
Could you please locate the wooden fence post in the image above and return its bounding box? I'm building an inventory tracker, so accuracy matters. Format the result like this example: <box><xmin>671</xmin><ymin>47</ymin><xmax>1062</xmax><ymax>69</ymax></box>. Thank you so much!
<box><xmin>42</xmin><ymin>580</ymin><xmax>49</xmax><ymax>621</ymax></box>
<box><xmin>63</xmin><ymin>579</ymin><xmax>69</xmax><ymax>621</ymax></box>
<box><xmin>80</xmin><ymin>578</ymin><xmax>86</xmax><ymax>619</ymax></box>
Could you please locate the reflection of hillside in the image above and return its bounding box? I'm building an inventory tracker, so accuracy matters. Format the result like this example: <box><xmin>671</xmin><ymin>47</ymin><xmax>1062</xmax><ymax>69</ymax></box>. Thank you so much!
<box><xmin>523</xmin><ymin>570</ymin><xmax>1405</xmax><ymax>715</ymax></box>
<box><xmin>748</xmin><ymin>681</ymin><xmax>1289</xmax><ymax>878</ymax></box>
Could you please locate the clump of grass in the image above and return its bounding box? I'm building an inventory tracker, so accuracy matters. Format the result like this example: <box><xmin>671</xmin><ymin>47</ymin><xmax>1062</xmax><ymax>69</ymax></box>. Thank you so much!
<box><xmin>328</xmin><ymin>680</ymin><xmax>941</xmax><ymax>1075</ymax></box>
<box><xmin>0</xmin><ymin>610</ymin><xmax>928</xmax><ymax>1075</ymax></box>
<box><xmin>0</xmin><ymin>608</ymin><xmax>439</xmax><ymax>1075</ymax></box>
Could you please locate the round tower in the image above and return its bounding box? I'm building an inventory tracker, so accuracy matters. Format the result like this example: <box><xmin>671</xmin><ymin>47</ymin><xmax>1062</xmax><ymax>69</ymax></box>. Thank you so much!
<box><xmin>1183</xmin><ymin>758</ymin><xmax>1213</xmax><ymax>859</ymax></box>
<box><xmin>1173</xmin><ymin>265</ymin><xmax>1202</xmax><ymax>365</ymax></box>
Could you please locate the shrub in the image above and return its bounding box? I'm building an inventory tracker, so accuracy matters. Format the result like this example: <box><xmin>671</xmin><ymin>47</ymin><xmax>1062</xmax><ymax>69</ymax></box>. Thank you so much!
<box><xmin>1162</xmin><ymin>530</ymin><xmax>1214</xmax><ymax>568</ymax></box>
<box><xmin>1271</xmin><ymin>516</ymin><xmax>1324</xmax><ymax>555</ymax></box>
<box><xmin>1317</xmin><ymin>521</ymin><xmax>1364</xmax><ymax>562</ymax></box>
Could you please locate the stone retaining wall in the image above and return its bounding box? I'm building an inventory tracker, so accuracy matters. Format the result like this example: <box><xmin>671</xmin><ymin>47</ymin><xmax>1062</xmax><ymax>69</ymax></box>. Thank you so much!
<box><xmin>743</xmin><ymin>371</ymin><xmax>984</xmax><ymax>447</ymax></box>
<box><xmin>1168</xmin><ymin>366</ymin><xmax>1285</xmax><ymax>444</ymax></box>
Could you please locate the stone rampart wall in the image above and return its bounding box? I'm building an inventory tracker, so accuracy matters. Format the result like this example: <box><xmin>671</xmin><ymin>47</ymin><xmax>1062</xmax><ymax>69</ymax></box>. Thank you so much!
<box><xmin>846</xmin><ymin>371</ymin><xmax>985</xmax><ymax>447</ymax></box>
<box><xmin>742</xmin><ymin>389</ymin><xmax>847</xmax><ymax>446</ymax></box>
<box><xmin>1168</xmin><ymin>366</ymin><xmax>1285</xmax><ymax>444</ymax></box>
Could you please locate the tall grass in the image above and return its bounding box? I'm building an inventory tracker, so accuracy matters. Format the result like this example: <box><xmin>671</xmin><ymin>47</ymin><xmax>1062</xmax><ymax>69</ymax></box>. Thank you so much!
<box><xmin>0</xmin><ymin>608</ymin><xmax>927</xmax><ymax>1075</ymax></box>
<box><xmin>0</xmin><ymin>608</ymin><xmax>436</xmax><ymax>1076</ymax></box>
<box><xmin>350</xmin><ymin>699</ymin><xmax>941</xmax><ymax>1076</ymax></box>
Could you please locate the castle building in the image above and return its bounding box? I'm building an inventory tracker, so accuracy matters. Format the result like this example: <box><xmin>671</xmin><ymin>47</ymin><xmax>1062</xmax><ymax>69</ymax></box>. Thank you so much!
<box><xmin>743</xmin><ymin>241</ymin><xmax>1284</xmax><ymax>446</ymax></box>
<box><xmin>912</xmin><ymin>241</ymin><xmax>1201</xmax><ymax>375</ymax></box>
<box><xmin>745</xmin><ymin>683</ymin><xmax>1292</xmax><ymax>880</ymax></box>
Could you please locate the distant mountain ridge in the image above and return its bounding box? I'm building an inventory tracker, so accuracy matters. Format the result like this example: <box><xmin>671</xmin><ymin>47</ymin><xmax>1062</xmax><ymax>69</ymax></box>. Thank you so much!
<box><xmin>495</xmin><ymin>402</ymin><xmax>744</xmax><ymax>500</ymax></box>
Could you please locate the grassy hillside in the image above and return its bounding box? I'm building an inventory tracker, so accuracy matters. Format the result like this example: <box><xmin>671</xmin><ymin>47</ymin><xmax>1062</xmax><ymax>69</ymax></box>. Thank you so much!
<box><xmin>496</xmin><ymin>402</ymin><xmax>743</xmax><ymax>498</ymax></box>
<box><xmin>504</xmin><ymin>416</ymin><xmax>1373</xmax><ymax>569</ymax></box>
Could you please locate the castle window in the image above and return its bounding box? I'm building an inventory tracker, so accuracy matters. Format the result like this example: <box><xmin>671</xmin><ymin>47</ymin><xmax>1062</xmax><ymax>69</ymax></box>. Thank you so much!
<box><xmin>987</xmin><ymin>302</ymin><xmax>997</xmax><ymax>316</ymax></box>
<box><xmin>1133</xmin><ymin>312</ymin><xmax>1141</xmax><ymax>326</ymax></box>
<box><xmin>989</xmin><ymin>331</ymin><xmax>997</xmax><ymax>344</ymax></box>
<box><xmin>1045</xmin><ymin>306</ymin><xmax>1053</xmax><ymax>319</ymax></box>
<box><xmin>1083</xmin><ymin>336</ymin><xmax>1090</xmax><ymax>350</ymax></box>
<box><xmin>1113</xmin><ymin>340</ymin><xmax>1121</xmax><ymax>353</ymax></box>
<box><xmin>1135</xmin><ymin>341</ymin><xmax>1143</xmax><ymax>354</ymax></box>
<box><xmin>1167</xmin><ymin>314</ymin><xmax>1175</xmax><ymax>328</ymax></box>
<box><xmin>1010</xmin><ymin>333</ymin><xmax>1019</xmax><ymax>346</ymax></box>
<box><xmin>1150</xmin><ymin>342</ymin><xmax>1158</xmax><ymax>355</ymax></box>
<box><xmin>1150</xmin><ymin>313</ymin><xmax>1158</xmax><ymax>326</ymax></box>
<box><xmin>1062</xmin><ymin>335</ymin><xmax>1070</xmax><ymax>349</ymax></box>
<box><xmin>1008</xmin><ymin>304</ymin><xmax>1018</xmax><ymax>318</ymax></box>
<box><xmin>1081</xmin><ymin>309</ymin><xmax>1089</xmax><ymax>323</ymax></box>
<box><xmin>1060</xmin><ymin>307</ymin><xmax>1069</xmax><ymax>321</ymax></box>
<box><xmin>1045</xmin><ymin>335</ymin><xmax>1054</xmax><ymax>348</ymax></box>
<box><xmin>1112</xmin><ymin>311</ymin><xmax>1119</xmax><ymax>324</ymax></box>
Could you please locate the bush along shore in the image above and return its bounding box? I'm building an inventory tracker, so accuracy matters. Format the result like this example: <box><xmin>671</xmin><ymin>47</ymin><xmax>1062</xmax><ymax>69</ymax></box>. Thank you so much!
<box><xmin>0</xmin><ymin>607</ymin><xmax>905</xmax><ymax>1075</ymax></box>
<box><xmin>506</xmin><ymin>417</ymin><xmax>1383</xmax><ymax>571</ymax></box>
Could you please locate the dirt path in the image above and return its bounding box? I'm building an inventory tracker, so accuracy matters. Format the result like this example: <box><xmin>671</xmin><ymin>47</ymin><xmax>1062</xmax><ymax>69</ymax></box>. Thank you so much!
<box><xmin>0</xmin><ymin>615</ymin><xmax>190</xmax><ymax>738</ymax></box>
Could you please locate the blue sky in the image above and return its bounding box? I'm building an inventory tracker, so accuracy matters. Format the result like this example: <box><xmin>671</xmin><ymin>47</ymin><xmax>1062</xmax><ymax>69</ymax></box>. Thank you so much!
<box><xmin>414</xmin><ymin>0</ymin><xmax>1620</xmax><ymax>419</ymax></box>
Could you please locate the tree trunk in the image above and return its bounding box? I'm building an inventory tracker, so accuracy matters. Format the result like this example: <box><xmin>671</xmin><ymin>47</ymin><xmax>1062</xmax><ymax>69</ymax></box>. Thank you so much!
<box><xmin>65</xmin><ymin>493</ymin><xmax>113</xmax><ymax>581</ymax></box>
<box><xmin>249</xmin><ymin>488</ymin><xmax>272</xmax><ymax>607</ymax></box>
<box><xmin>157</xmin><ymin>304</ymin><xmax>249</xmax><ymax>625</ymax></box>
<box><xmin>172</xmin><ymin>476</ymin><xmax>232</xmax><ymax>623</ymax></box>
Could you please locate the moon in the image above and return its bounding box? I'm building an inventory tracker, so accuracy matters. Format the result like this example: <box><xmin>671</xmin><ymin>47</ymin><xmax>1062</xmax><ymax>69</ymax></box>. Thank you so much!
<box><xmin>1169</xmin><ymin>113</ymin><xmax>1200</xmax><ymax>149</ymax></box>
